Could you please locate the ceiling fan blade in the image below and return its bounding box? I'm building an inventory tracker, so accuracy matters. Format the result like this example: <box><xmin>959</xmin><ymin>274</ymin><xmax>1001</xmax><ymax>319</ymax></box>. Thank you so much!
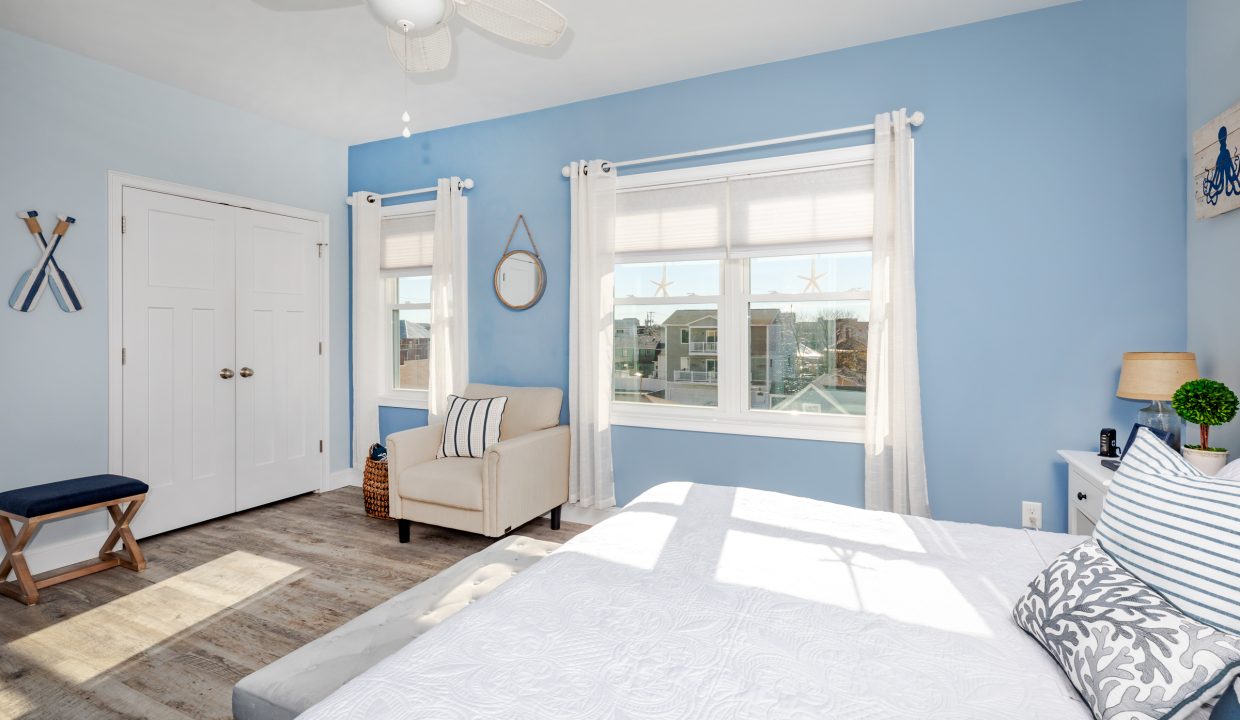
<box><xmin>454</xmin><ymin>0</ymin><xmax>566</xmax><ymax>48</ymax></box>
<box><xmin>387</xmin><ymin>23</ymin><xmax>453</xmax><ymax>72</ymax></box>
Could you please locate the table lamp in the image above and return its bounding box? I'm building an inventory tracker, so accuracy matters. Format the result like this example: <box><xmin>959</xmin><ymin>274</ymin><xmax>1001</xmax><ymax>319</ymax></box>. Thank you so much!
<box><xmin>1116</xmin><ymin>352</ymin><xmax>1199</xmax><ymax>451</ymax></box>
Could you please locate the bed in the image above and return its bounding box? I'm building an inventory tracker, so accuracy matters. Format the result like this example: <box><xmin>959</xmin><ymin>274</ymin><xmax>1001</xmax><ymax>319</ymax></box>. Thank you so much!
<box><xmin>300</xmin><ymin>482</ymin><xmax>1240</xmax><ymax>719</ymax></box>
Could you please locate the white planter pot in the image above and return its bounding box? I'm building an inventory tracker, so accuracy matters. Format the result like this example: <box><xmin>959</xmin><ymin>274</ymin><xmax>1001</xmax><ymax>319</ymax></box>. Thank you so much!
<box><xmin>1182</xmin><ymin>446</ymin><xmax>1230</xmax><ymax>475</ymax></box>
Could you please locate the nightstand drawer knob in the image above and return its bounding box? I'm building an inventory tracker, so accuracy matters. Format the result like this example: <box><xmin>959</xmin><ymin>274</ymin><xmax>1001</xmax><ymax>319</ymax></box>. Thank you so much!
<box><xmin>1077</xmin><ymin>491</ymin><xmax>1088</xmax><ymax>501</ymax></box>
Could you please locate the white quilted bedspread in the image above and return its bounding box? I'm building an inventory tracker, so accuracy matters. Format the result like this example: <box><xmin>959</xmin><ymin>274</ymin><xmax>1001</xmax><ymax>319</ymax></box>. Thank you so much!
<box><xmin>300</xmin><ymin>482</ymin><xmax>1091</xmax><ymax>719</ymax></box>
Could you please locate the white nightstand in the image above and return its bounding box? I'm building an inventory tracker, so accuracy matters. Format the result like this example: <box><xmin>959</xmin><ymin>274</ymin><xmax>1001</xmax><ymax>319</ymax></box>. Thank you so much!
<box><xmin>1058</xmin><ymin>450</ymin><xmax>1117</xmax><ymax>535</ymax></box>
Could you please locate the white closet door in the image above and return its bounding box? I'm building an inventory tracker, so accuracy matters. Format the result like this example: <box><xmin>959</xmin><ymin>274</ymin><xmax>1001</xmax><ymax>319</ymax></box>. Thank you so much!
<box><xmin>122</xmin><ymin>188</ymin><xmax>238</xmax><ymax>538</ymax></box>
<box><xmin>234</xmin><ymin>208</ymin><xmax>323</xmax><ymax>510</ymax></box>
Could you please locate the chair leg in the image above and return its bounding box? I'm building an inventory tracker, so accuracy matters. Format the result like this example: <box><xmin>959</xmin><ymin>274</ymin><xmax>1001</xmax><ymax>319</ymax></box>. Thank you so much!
<box><xmin>398</xmin><ymin>519</ymin><xmax>411</xmax><ymax>544</ymax></box>
<box><xmin>550</xmin><ymin>505</ymin><xmax>562</xmax><ymax>531</ymax></box>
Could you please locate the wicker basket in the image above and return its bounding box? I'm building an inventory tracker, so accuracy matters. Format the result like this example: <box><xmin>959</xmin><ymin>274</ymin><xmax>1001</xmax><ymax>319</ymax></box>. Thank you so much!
<box><xmin>362</xmin><ymin>456</ymin><xmax>390</xmax><ymax>519</ymax></box>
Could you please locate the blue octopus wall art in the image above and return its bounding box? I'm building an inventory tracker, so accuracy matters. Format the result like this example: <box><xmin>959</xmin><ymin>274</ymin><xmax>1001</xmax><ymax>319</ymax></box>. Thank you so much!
<box><xmin>1202</xmin><ymin>125</ymin><xmax>1240</xmax><ymax>206</ymax></box>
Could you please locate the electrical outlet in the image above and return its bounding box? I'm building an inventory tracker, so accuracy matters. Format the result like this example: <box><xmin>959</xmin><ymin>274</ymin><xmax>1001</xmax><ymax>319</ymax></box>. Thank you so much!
<box><xmin>1022</xmin><ymin>501</ymin><xmax>1043</xmax><ymax>530</ymax></box>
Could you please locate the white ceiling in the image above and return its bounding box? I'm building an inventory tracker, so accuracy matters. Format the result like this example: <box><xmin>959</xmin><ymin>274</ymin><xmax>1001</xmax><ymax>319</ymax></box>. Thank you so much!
<box><xmin>0</xmin><ymin>0</ymin><xmax>1074</xmax><ymax>145</ymax></box>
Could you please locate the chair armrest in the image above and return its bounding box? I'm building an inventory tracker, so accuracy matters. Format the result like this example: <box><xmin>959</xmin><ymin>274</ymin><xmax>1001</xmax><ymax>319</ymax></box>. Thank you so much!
<box><xmin>386</xmin><ymin>424</ymin><xmax>444</xmax><ymax>475</ymax></box>
<box><xmin>386</xmin><ymin>424</ymin><xmax>444</xmax><ymax>518</ymax></box>
<box><xmin>482</xmin><ymin>426</ymin><xmax>570</xmax><ymax>535</ymax></box>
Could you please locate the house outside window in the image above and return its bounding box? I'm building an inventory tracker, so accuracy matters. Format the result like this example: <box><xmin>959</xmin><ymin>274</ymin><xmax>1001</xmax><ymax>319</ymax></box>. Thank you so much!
<box><xmin>609</xmin><ymin>145</ymin><xmax>876</xmax><ymax>443</ymax></box>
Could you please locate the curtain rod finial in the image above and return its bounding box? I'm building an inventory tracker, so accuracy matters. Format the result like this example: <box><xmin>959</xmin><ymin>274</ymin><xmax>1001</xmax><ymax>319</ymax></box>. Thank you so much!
<box><xmin>561</xmin><ymin>165</ymin><xmax>572</xmax><ymax>178</ymax></box>
<box><xmin>460</xmin><ymin>178</ymin><xmax>475</xmax><ymax>190</ymax></box>
<box><xmin>909</xmin><ymin>111</ymin><xmax>925</xmax><ymax>127</ymax></box>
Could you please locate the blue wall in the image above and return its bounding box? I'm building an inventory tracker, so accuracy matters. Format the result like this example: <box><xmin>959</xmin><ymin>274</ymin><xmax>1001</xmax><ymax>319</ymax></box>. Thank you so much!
<box><xmin>1187</xmin><ymin>0</ymin><xmax>1240</xmax><ymax>455</ymax></box>
<box><xmin>380</xmin><ymin>406</ymin><xmax>429</xmax><ymax>444</ymax></box>
<box><xmin>0</xmin><ymin>28</ymin><xmax>348</xmax><ymax>561</ymax></box>
<box><xmin>351</xmin><ymin>0</ymin><xmax>1188</xmax><ymax>530</ymax></box>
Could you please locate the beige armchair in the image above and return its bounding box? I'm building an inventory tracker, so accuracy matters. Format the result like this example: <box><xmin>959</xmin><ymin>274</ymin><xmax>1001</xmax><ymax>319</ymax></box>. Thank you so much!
<box><xmin>386</xmin><ymin>384</ymin><xmax>569</xmax><ymax>540</ymax></box>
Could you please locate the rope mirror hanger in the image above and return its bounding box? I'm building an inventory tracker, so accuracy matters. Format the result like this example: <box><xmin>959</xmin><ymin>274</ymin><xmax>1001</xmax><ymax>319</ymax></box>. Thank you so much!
<box><xmin>494</xmin><ymin>214</ymin><xmax>547</xmax><ymax>311</ymax></box>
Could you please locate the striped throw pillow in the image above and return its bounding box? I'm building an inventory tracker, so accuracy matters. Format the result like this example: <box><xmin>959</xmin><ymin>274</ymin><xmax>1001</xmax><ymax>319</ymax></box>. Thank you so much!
<box><xmin>437</xmin><ymin>395</ymin><xmax>507</xmax><ymax>459</ymax></box>
<box><xmin>1095</xmin><ymin>427</ymin><xmax>1240</xmax><ymax>634</ymax></box>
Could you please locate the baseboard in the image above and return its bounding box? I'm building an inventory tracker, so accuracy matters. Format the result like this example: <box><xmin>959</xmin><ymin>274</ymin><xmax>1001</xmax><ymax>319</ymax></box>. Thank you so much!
<box><xmin>325</xmin><ymin>468</ymin><xmax>362</xmax><ymax>491</ymax></box>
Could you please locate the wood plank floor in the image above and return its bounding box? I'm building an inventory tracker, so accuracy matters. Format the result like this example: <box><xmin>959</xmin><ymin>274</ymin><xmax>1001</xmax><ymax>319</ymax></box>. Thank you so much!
<box><xmin>0</xmin><ymin>487</ymin><xmax>585</xmax><ymax>720</ymax></box>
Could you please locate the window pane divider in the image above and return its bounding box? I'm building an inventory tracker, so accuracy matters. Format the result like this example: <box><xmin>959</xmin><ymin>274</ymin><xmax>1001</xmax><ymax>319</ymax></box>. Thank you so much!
<box><xmin>719</xmin><ymin>257</ymin><xmax>743</xmax><ymax>416</ymax></box>
<box><xmin>744</xmin><ymin>291</ymin><xmax>870</xmax><ymax>303</ymax></box>
<box><xmin>613</xmin><ymin>295</ymin><xmax>722</xmax><ymax>305</ymax></box>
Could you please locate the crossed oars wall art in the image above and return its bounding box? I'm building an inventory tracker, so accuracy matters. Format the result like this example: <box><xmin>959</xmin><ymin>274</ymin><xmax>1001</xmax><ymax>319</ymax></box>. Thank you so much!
<box><xmin>9</xmin><ymin>210</ymin><xmax>81</xmax><ymax>313</ymax></box>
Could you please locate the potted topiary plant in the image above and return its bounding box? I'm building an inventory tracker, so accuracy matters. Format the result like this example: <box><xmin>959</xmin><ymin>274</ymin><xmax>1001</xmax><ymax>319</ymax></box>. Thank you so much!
<box><xmin>1172</xmin><ymin>378</ymin><xmax>1239</xmax><ymax>474</ymax></box>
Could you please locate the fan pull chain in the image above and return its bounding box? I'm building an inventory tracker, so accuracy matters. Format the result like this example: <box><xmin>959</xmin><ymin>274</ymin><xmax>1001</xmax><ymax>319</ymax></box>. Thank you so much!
<box><xmin>401</xmin><ymin>25</ymin><xmax>412</xmax><ymax>138</ymax></box>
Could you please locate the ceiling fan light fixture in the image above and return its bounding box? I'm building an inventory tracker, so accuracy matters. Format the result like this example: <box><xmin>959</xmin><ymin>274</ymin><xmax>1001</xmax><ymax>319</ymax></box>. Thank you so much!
<box><xmin>367</xmin><ymin>0</ymin><xmax>448</xmax><ymax>31</ymax></box>
<box><xmin>365</xmin><ymin>0</ymin><xmax>567</xmax><ymax>73</ymax></box>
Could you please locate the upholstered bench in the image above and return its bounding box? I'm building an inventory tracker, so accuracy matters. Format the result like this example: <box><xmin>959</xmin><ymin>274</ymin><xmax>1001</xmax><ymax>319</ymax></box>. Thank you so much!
<box><xmin>0</xmin><ymin>474</ymin><xmax>149</xmax><ymax>605</ymax></box>
<box><xmin>232</xmin><ymin>535</ymin><xmax>559</xmax><ymax>720</ymax></box>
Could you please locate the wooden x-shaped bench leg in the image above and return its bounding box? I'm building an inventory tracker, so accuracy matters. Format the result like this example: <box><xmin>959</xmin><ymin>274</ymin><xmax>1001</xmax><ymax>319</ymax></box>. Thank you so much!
<box><xmin>0</xmin><ymin>516</ymin><xmax>41</xmax><ymax>605</ymax></box>
<box><xmin>100</xmin><ymin>499</ymin><xmax>146</xmax><ymax>571</ymax></box>
<box><xmin>0</xmin><ymin>493</ymin><xmax>147</xmax><ymax>606</ymax></box>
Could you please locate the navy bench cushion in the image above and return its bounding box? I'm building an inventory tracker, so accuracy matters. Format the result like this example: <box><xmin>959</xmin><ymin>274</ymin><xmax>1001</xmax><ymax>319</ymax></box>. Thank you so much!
<box><xmin>0</xmin><ymin>475</ymin><xmax>149</xmax><ymax>518</ymax></box>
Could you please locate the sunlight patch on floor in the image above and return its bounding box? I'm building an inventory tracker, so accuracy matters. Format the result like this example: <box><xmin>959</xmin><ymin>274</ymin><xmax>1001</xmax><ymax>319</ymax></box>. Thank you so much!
<box><xmin>0</xmin><ymin>690</ymin><xmax>34</xmax><ymax>718</ymax></box>
<box><xmin>7</xmin><ymin>551</ymin><xmax>301</xmax><ymax>684</ymax></box>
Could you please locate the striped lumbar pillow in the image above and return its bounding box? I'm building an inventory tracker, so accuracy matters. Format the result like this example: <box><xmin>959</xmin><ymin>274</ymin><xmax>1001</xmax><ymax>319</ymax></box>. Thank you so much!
<box><xmin>437</xmin><ymin>395</ymin><xmax>508</xmax><ymax>459</ymax></box>
<box><xmin>1094</xmin><ymin>427</ymin><xmax>1240</xmax><ymax>634</ymax></box>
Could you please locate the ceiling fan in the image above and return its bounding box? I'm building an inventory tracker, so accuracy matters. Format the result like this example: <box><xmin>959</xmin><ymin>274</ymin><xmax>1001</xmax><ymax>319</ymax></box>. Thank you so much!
<box><xmin>272</xmin><ymin>0</ymin><xmax>568</xmax><ymax>72</ymax></box>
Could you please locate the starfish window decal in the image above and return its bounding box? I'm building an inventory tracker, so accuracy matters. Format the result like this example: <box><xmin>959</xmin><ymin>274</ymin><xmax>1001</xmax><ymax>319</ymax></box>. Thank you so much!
<box><xmin>797</xmin><ymin>257</ymin><xmax>827</xmax><ymax>293</ymax></box>
<box><xmin>650</xmin><ymin>265</ymin><xmax>675</xmax><ymax>297</ymax></box>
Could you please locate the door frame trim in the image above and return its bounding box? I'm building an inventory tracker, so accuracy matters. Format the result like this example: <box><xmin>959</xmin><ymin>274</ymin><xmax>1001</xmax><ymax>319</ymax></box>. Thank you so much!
<box><xmin>106</xmin><ymin>171</ymin><xmax>333</xmax><ymax>496</ymax></box>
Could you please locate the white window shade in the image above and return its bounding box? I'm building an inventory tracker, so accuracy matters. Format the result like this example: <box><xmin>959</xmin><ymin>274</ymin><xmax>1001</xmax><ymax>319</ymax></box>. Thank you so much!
<box><xmin>728</xmin><ymin>163</ymin><xmax>874</xmax><ymax>257</ymax></box>
<box><xmin>615</xmin><ymin>180</ymin><xmax>727</xmax><ymax>260</ymax></box>
<box><xmin>381</xmin><ymin>213</ymin><xmax>436</xmax><ymax>273</ymax></box>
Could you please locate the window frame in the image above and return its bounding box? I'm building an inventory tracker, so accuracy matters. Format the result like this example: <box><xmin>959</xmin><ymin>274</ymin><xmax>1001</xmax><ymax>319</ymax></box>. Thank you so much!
<box><xmin>609</xmin><ymin>146</ymin><xmax>876</xmax><ymax>444</ymax></box>
<box><xmin>378</xmin><ymin>200</ymin><xmax>436</xmax><ymax>410</ymax></box>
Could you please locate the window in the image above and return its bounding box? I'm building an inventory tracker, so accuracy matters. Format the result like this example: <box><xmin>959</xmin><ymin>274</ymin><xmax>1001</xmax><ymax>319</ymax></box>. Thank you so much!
<box><xmin>747</xmin><ymin>253</ymin><xmax>870</xmax><ymax>417</ymax></box>
<box><xmin>380</xmin><ymin>202</ymin><xmax>436</xmax><ymax>408</ymax></box>
<box><xmin>388</xmin><ymin>276</ymin><xmax>430</xmax><ymax>390</ymax></box>
<box><xmin>609</xmin><ymin>146</ymin><xmax>875</xmax><ymax>442</ymax></box>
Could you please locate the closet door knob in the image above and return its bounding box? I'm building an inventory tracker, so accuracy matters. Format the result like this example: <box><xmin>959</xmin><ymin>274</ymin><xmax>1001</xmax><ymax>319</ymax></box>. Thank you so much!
<box><xmin>239</xmin><ymin>367</ymin><xmax>254</xmax><ymax>378</ymax></box>
<box><xmin>219</xmin><ymin>368</ymin><xmax>235</xmax><ymax>379</ymax></box>
<box><xmin>1076</xmin><ymin>491</ymin><xmax>1087</xmax><ymax>501</ymax></box>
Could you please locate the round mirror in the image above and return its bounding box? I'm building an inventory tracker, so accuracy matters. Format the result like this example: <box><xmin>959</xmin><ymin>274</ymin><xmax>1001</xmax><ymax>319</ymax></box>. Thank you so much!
<box><xmin>494</xmin><ymin>250</ymin><xmax>546</xmax><ymax>310</ymax></box>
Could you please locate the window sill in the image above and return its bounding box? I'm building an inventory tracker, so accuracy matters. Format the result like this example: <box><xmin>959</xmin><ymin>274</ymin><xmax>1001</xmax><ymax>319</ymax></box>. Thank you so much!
<box><xmin>610</xmin><ymin>405</ymin><xmax>864</xmax><ymax>444</ymax></box>
<box><xmin>379</xmin><ymin>392</ymin><xmax>428</xmax><ymax>410</ymax></box>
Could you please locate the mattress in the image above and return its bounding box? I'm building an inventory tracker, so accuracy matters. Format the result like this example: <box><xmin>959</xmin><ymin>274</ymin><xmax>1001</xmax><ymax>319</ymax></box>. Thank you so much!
<box><xmin>298</xmin><ymin>482</ymin><xmax>1165</xmax><ymax>719</ymax></box>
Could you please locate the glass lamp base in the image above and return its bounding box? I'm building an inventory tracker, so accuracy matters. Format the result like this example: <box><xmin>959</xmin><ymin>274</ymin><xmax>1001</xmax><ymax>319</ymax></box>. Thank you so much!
<box><xmin>1138</xmin><ymin>400</ymin><xmax>1182</xmax><ymax>451</ymax></box>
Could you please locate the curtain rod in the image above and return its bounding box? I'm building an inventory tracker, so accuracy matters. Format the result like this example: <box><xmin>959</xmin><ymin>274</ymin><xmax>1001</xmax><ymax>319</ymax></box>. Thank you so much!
<box><xmin>559</xmin><ymin>111</ymin><xmax>924</xmax><ymax>178</ymax></box>
<box><xmin>345</xmin><ymin>178</ymin><xmax>475</xmax><ymax>205</ymax></box>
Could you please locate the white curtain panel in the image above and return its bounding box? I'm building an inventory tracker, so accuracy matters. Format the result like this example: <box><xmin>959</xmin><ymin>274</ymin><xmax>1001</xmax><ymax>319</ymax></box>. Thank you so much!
<box><xmin>864</xmin><ymin>110</ymin><xmax>929</xmax><ymax>517</ymax></box>
<box><xmin>430</xmin><ymin>177</ymin><xmax>469</xmax><ymax>419</ymax></box>
<box><xmin>352</xmin><ymin>191</ymin><xmax>383</xmax><ymax>467</ymax></box>
<box><xmin>568</xmin><ymin>161</ymin><xmax>618</xmax><ymax>509</ymax></box>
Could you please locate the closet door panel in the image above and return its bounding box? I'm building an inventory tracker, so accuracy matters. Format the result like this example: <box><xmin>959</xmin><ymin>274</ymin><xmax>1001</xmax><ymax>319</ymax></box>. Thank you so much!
<box><xmin>121</xmin><ymin>188</ymin><xmax>237</xmax><ymax>538</ymax></box>
<box><xmin>235</xmin><ymin>209</ymin><xmax>322</xmax><ymax>510</ymax></box>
